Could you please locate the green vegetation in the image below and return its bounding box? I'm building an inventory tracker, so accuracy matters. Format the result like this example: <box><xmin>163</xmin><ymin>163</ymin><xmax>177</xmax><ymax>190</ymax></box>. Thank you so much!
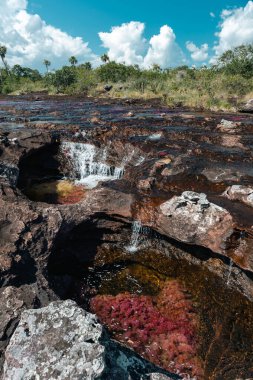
<box><xmin>0</xmin><ymin>45</ymin><xmax>253</xmax><ymax>111</ymax></box>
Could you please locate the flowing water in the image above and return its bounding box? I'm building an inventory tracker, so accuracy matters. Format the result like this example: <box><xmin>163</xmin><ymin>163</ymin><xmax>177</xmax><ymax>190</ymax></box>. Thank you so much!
<box><xmin>61</xmin><ymin>142</ymin><xmax>125</xmax><ymax>188</ymax></box>
<box><xmin>125</xmin><ymin>220</ymin><xmax>143</xmax><ymax>253</ymax></box>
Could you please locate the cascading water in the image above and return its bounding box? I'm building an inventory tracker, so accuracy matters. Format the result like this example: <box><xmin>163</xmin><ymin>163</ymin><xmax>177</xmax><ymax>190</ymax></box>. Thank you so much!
<box><xmin>126</xmin><ymin>221</ymin><xmax>143</xmax><ymax>253</ymax></box>
<box><xmin>125</xmin><ymin>219</ymin><xmax>153</xmax><ymax>253</ymax></box>
<box><xmin>61</xmin><ymin>142</ymin><xmax>125</xmax><ymax>188</ymax></box>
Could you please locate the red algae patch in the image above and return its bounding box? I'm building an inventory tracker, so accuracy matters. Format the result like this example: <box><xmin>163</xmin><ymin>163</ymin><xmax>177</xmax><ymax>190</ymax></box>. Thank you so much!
<box><xmin>90</xmin><ymin>280</ymin><xmax>203</xmax><ymax>379</ymax></box>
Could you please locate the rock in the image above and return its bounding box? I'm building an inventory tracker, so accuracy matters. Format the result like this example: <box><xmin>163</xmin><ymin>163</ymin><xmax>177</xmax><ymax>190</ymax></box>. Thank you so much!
<box><xmin>157</xmin><ymin>191</ymin><xmax>234</xmax><ymax>254</ymax></box>
<box><xmin>138</xmin><ymin>177</ymin><xmax>155</xmax><ymax>191</ymax></box>
<box><xmin>126</xmin><ymin>112</ymin><xmax>134</xmax><ymax>117</ymax></box>
<box><xmin>202</xmin><ymin>167</ymin><xmax>242</xmax><ymax>183</ymax></box>
<box><xmin>149</xmin><ymin>374</ymin><xmax>175</xmax><ymax>380</ymax></box>
<box><xmin>90</xmin><ymin>116</ymin><xmax>101</xmax><ymax>124</ymax></box>
<box><xmin>104</xmin><ymin>85</ymin><xmax>113</xmax><ymax>92</ymax></box>
<box><xmin>217</xmin><ymin>119</ymin><xmax>241</xmax><ymax>132</ymax></box>
<box><xmin>239</xmin><ymin>98</ymin><xmax>253</xmax><ymax>113</ymax></box>
<box><xmin>223</xmin><ymin>185</ymin><xmax>253</xmax><ymax>208</ymax></box>
<box><xmin>3</xmin><ymin>300</ymin><xmax>105</xmax><ymax>380</ymax></box>
<box><xmin>0</xmin><ymin>285</ymin><xmax>38</xmax><ymax>373</ymax></box>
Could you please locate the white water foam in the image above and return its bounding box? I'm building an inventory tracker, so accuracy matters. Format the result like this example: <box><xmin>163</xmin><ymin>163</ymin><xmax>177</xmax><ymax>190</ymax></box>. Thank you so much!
<box><xmin>61</xmin><ymin>142</ymin><xmax>125</xmax><ymax>188</ymax></box>
<box><xmin>125</xmin><ymin>221</ymin><xmax>143</xmax><ymax>253</ymax></box>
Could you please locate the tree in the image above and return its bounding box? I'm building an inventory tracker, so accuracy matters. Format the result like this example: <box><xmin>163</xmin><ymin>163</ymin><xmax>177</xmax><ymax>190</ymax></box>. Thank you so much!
<box><xmin>152</xmin><ymin>64</ymin><xmax>162</xmax><ymax>72</ymax></box>
<box><xmin>97</xmin><ymin>61</ymin><xmax>139</xmax><ymax>83</ymax></box>
<box><xmin>101</xmin><ymin>54</ymin><xmax>110</xmax><ymax>63</ymax></box>
<box><xmin>51</xmin><ymin>66</ymin><xmax>76</xmax><ymax>91</ymax></box>
<box><xmin>0</xmin><ymin>45</ymin><xmax>9</xmax><ymax>74</ymax></box>
<box><xmin>83</xmin><ymin>62</ymin><xmax>92</xmax><ymax>70</ymax></box>
<box><xmin>43</xmin><ymin>59</ymin><xmax>51</xmax><ymax>73</ymax></box>
<box><xmin>217</xmin><ymin>44</ymin><xmax>253</xmax><ymax>78</ymax></box>
<box><xmin>69</xmin><ymin>56</ymin><xmax>78</xmax><ymax>66</ymax></box>
<box><xmin>12</xmin><ymin>64</ymin><xmax>23</xmax><ymax>78</ymax></box>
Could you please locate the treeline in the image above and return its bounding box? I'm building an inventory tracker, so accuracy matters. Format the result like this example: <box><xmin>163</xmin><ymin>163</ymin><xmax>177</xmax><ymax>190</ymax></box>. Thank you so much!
<box><xmin>0</xmin><ymin>45</ymin><xmax>253</xmax><ymax>110</ymax></box>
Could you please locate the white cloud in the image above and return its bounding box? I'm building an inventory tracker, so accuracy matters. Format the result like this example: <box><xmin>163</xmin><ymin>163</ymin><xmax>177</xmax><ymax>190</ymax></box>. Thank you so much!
<box><xmin>98</xmin><ymin>22</ymin><xmax>146</xmax><ymax>66</ymax></box>
<box><xmin>210</xmin><ymin>12</ymin><xmax>215</xmax><ymax>18</ymax></box>
<box><xmin>144</xmin><ymin>25</ymin><xmax>185</xmax><ymax>68</ymax></box>
<box><xmin>0</xmin><ymin>0</ymin><xmax>98</xmax><ymax>70</ymax></box>
<box><xmin>99</xmin><ymin>22</ymin><xmax>185</xmax><ymax>69</ymax></box>
<box><xmin>214</xmin><ymin>1</ymin><xmax>253</xmax><ymax>59</ymax></box>
<box><xmin>186</xmin><ymin>41</ymin><xmax>209</xmax><ymax>62</ymax></box>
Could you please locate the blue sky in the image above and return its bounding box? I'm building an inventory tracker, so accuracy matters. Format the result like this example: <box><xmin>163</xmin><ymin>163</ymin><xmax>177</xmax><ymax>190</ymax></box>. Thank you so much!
<box><xmin>1</xmin><ymin>0</ymin><xmax>253</xmax><ymax>70</ymax></box>
<box><xmin>27</xmin><ymin>0</ymin><xmax>247</xmax><ymax>56</ymax></box>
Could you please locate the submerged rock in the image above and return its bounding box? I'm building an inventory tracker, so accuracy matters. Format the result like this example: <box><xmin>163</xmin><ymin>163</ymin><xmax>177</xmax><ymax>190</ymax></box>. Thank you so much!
<box><xmin>157</xmin><ymin>191</ymin><xmax>233</xmax><ymax>254</ymax></box>
<box><xmin>3</xmin><ymin>300</ymin><xmax>105</xmax><ymax>380</ymax></box>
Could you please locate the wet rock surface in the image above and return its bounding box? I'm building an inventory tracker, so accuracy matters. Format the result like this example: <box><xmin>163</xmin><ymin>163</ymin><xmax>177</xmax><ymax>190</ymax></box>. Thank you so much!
<box><xmin>1</xmin><ymin>95</ymin><xmax>253</xmax><ymax>379</ymax></box>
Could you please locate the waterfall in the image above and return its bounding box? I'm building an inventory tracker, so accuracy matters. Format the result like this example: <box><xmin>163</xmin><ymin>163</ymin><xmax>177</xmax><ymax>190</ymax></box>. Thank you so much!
<box><xmin>61</xmin><ymin>142</ymin><xmax>125</xmax><ymax>188</ymax></box>
<box><xmin>125</xmin><ymin>221</ymin><xmax>143</xmax><ymax>253</ymax></box>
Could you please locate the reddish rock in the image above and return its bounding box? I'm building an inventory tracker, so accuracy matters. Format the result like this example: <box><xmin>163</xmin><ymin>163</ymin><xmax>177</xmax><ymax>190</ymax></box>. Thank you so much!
<box><xmin>137</xmin><ymin>177</ymin><xmax>155</xmax><ymax>191</ymax></box>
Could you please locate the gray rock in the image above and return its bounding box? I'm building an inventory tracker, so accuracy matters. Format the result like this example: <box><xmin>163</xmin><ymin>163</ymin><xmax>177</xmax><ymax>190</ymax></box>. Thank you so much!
<box><xmin>157</xmin><ymin>191</ymin><xmax>234</xmax><ymax>254</ymax></box>
<box><xmin>3</xmin><ymin>300</ymin><xmax>105</xmax><ymax>380</ymax></box>
<box><xmin>222</xmin><ymin>185</ymin><xmax>253</xmax><ymax>208</ymax></box>
<box><xmin>149</xmin><ymin>374</ymin><xmax>175</xmax><ymax>380</ymax></box>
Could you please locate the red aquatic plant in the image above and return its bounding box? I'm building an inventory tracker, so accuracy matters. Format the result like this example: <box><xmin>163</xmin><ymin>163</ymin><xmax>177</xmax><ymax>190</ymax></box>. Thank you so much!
<box><xmin>90</xmin><ymin>280</ymin><xmax>203</xmax><ymax>378</ymax></box>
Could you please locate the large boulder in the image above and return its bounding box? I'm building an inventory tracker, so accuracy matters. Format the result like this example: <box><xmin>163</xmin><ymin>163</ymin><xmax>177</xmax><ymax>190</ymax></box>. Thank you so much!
<box><xmin>157</xmin><ymin>191</ymin><xmax>234</xmax><ymax>254</ymax></box>
<box><xmin>3</xmin><ymin>300</ymin><xmax>105</xmax><ymax>380</ymax></box>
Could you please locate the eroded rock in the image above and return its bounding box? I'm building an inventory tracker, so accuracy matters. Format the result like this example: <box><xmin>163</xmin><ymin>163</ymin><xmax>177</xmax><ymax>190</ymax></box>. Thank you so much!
<box><xmin>223</xmin><ymin>185</ymin><xmax>253</xmax><ymax>208</ymax></box>
<box><xmin>3</xmin><ymin>300</ymin><xmax>105</xmax><ymax>380</ymax></box>
<box><xmin>157</xmin><ymin>191</ymin><xmax>234</xmax><ymax>254</ymax></box>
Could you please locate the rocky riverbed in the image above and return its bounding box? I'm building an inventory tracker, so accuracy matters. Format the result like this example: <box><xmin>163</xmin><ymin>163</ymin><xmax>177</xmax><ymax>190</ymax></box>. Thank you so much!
<box><xmin>1</xmin><ymin>94</ymin><xmax>253</xmax><ymax>379</ymax></box>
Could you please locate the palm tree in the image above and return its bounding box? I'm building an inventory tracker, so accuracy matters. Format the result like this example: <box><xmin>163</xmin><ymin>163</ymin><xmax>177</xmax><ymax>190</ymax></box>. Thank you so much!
<box><xmin>101</xmin><ymin>54</ymin><xmax>110</xmax><ymax>63</ymax></box>
<box><xmin>83</xmin><ymin>62</ymin><xmax>92</xmax><ymax>70</ymax></box>
<box><xmin>69</xmin><ymin>56</ymin><xmax>78</xmax><ymax>66</ymax></box>
<box><xmin>0</xmin><ymin>45</ymin><xmax>9</xmax><ymax>74</ymax></box>
<box><xmin>43</xmin><ymin>59</ymin><xmax>51</xmax><ymax>73</ymax></box>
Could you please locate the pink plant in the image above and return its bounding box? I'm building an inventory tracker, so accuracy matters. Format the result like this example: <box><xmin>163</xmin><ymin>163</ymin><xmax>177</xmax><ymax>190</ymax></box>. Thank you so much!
<box><xmin>90</xmin><ymin>280</ymin><xmax>203</xmax><ymax>378</ymax></box>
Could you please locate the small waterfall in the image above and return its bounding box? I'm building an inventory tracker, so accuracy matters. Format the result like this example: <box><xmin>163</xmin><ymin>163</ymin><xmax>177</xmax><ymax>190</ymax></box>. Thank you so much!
<box><xmin>61</xmin><ymin>142</ymin><xmax>125</xmax><ymax>188</ymax></box>
<box><xmin>126</xmin><ymin>221</ymin><xmax>143</xmax><ymax>253</ymax></box>
<box><xmin>125</xmin><ymin>221</ymin><xmax>151</xmax><ymax>253</ymax></box>
<box><xmin>114</xmin><ymin>167</ymin><xmax>125</xmax><ymax>179</ymax></box>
